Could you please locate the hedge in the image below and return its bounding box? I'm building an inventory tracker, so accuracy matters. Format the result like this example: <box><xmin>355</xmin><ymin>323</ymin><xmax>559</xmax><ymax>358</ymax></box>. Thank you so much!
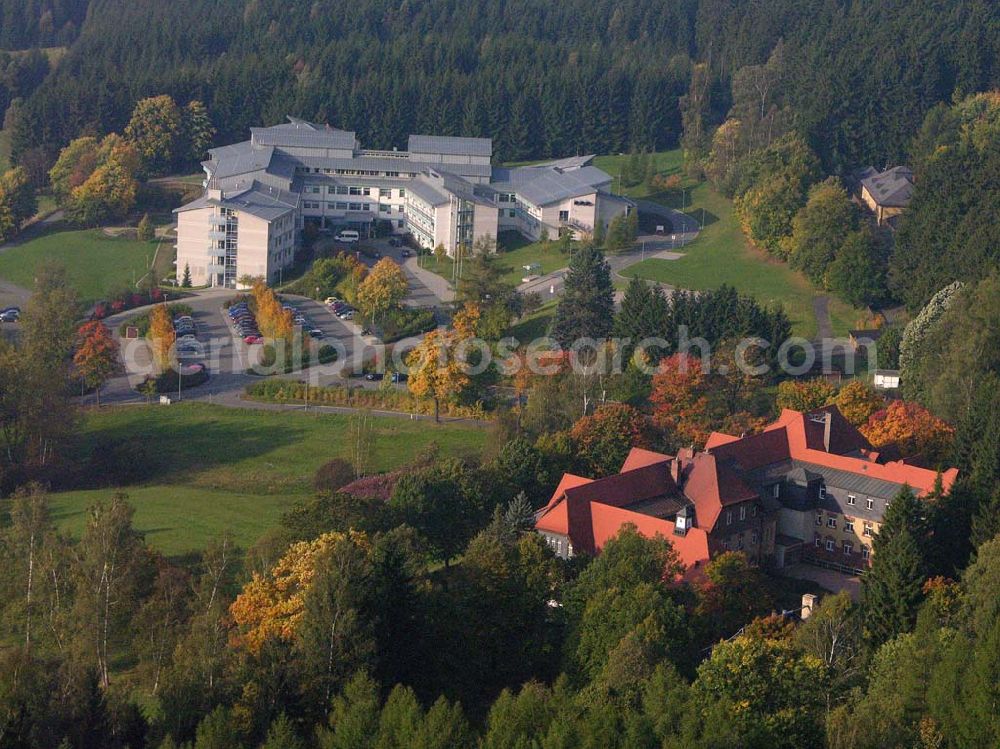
<box><xmin>119</xmin><ymin>303</ymin><xmax>194</xmax><ymax>337</ymax></box>
<box><xmin>244</xmin><ymin>380</ymin><xmax>489</xmax><ymax>420</ymax></box>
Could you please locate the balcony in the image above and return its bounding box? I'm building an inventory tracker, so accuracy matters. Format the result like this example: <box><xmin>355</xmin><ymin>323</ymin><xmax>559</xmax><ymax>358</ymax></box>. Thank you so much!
<box><xmin>209</xmin><ymin>215</ymin><xmax>228</xmax><ymax>227</ymax></box>
<box><xmin>207</xmin><ymin>263</ymin><xmax>226</xmax><ymax>274</ymax></box>
<box><xmin>207</xmin><ymin>246</ymin><xmax>226</xmax><ymax>258</ymax></box>
<box><xmin>208</xmin><ymin>230</ymin><xmax>227</xmax><ymax>241</ymax></box>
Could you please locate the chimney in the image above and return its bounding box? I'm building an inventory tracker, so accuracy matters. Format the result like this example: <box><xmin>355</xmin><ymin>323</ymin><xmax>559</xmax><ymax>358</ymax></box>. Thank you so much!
<box><xmin>823</xmin><ymin>412</ymin><xmax>833</xmax><ymax>453</ymax></box>
<box><xmin>801</xmin><ymin>593</ymin><xmax>817</xmax><ymax>620</ymax></box>
<box><xmin>670</xmin><ymin>458</ymin><xmax>681</xmax><ymax>485</ymax></box>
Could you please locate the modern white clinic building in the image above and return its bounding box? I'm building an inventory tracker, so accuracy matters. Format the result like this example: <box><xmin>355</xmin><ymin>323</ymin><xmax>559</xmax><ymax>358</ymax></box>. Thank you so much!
<box><xmin>174</xmin><ymin>117</ymin><xmax>632</xmax><ymax>288</ymax></box>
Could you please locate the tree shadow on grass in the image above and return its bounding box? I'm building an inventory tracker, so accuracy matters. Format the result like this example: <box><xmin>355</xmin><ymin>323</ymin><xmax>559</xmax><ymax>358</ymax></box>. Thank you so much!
<box><xmin>67</xmin><ymin>415</ymin><xmax>312</xmax><ymax>491</ymax></box>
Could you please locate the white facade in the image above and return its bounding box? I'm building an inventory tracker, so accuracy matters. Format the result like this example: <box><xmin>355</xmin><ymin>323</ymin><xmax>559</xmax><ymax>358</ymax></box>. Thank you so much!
<box><xmin>174</xmin><ymin>118</ymin><xmax>633</xmax><ymax>280</ymax></box>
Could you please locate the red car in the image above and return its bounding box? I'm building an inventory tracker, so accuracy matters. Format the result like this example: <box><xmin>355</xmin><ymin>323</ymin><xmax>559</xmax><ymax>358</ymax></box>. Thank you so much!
<box><xmin>243</xmin><ymin>335</ymin><xmax>263</xmax><ymax>345</ymax></box>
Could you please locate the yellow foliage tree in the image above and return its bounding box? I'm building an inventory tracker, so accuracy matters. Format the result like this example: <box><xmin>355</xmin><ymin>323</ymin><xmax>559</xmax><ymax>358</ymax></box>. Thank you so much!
<box><xmin>833</xmin><ymin>379</ymin><xmax>884</xmax><ymax>427</ymax></box>
<box><xmin>229</xmin><ymin>530</ymin><xmax>368</xmax><ymax>652</ymax></box>
<box><xmin>147</xmin><ymin>303</ymin><xmax>176</xmax><ymax>373</ymax></box>
<box><xmin>356</xmin><ymin>258</ymin><xmax>408</xmax><ymax>325</ymax></box>
<box><xmin>406</xmin><ymin>306</ymin><xmax>478</xmax><ymax>421</ymax></box>
<box><xmin>251</xmin><ymin>279</ymin><xmax>293</xmax><ymax>342</ymax></box>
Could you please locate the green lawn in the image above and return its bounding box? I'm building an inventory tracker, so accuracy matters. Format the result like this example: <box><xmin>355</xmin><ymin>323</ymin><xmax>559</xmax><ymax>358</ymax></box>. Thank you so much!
<box><xmin>604</xmin><ymin>148</ymin><xmax>859</xmax><ymax>338</ymax></box>
<box><xmin>0</xmin><ymin>226</ymin><xmax>157</xmax><ymax>301</ymax></box>
<box><xmin>507</xmin><ymin>299</ymin><xmax>558</xmax><ymax>341</ymax></box>
<box><xmin>49</xmin><ymin>403</ymin><xmax>488</xmax><ymax>557</ymax></box>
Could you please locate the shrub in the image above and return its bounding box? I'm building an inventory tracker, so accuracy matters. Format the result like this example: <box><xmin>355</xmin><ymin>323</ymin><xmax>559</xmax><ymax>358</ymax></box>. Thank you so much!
<box><xmin>244</xmin><ymin>380</ymin><xmax>489</xmax><ymax>419</ymax></box>
<box><xmin>313</xmin><ymin>458</ymin><xmax>355</xmax><ymax>493</ymax></box>
<box><xmin>136</xmin><ymin>365</ymin><xmax>209</xmax><ymax>394</ymax></box>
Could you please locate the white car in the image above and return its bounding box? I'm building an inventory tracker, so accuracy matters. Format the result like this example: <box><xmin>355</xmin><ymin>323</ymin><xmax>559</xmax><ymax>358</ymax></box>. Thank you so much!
<box><xmin>334</xmin><ymin>230</ymin><xmax>360</xmax><ymax>243</ymax></box>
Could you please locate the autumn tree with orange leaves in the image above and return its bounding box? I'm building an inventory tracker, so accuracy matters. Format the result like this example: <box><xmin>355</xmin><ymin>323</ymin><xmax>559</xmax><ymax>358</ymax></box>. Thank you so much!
<box><xmin>861</xmin><ymin>400</ymin><xmax>954</xmax><ymax>464</ymax></box>
<box><xmin>147</xmin><ymin>303</ymin><xmax>175</xmax><ymax>373</ymax></box>
<box><xmin>74</xmin><ymin>321</ymin><xmax>119</xmax><ymax>404</ymax></box>
<box><xmin>650</xmin><ymin>353</ymin><xmax>715</xmax><ymax>448</ymax></box>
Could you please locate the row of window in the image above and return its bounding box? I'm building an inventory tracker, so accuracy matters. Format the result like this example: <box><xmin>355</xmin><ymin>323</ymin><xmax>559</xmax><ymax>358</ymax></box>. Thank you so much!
<box><xmin>297</xmin><ymin>166</ymin><xmax>415</xmax><ymax>179</ymax></box>
<box><xmin>722</xmin><ymin>529</ymin><xmax>761</xmax><ymax>551</ymax></box>
<box><xmin>306</xmin><ymin>185</ymin><xmax>407</xmax><ymax>199</ymax></box>
<box><xmin>724</xmin><ymin>503</ymin><xmax>758</xmax><ymax>525</ymax></box>
<box><xmin>816</xmin><ymin>513</ymin><xmax>876</xmax><ymax>537</ymax></box>
<box><xmin>814</xmin><ymin>533</ymin><xmax>871</xmax><ymax>559</ymax></box>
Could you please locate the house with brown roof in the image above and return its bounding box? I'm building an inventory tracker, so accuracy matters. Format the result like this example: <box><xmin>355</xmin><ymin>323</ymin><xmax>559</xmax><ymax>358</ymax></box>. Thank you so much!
<box><xmin>535</xmin><ymin>406</ymin><xmax>958</xmax><ymax>576</ymax></box>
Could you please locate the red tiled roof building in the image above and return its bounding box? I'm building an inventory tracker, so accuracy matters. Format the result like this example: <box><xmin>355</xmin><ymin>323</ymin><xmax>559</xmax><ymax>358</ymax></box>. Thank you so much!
<box><xmin>535</xmin><ymin>406</ymin><xmax>958</xmax><ymax>575</ymax></box>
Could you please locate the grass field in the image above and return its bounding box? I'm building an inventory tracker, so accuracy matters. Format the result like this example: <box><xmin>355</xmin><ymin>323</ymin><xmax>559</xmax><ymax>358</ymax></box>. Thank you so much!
<box><xmin>599</xmin><ymin>149</ymin><xmax>859</xmax><ymax>337</ymax></box>
<box><xmin>508</xmin><ymin>299</ymin><xmax>558</xmax><ymax>341</ymax></box>
<box><xmin>49</xmin><ymin>403</ymin><xmax>489</xmax><ymax>557</ymax></box>
<box><xmin>0</xmin><ymin>225</ymin><xmax>157</xmax><ymax>301</ymax></box>
<box><xmin>424</xmin><ymin>237</ymin><xmax>571</xmax><ymax>288</ymax></box>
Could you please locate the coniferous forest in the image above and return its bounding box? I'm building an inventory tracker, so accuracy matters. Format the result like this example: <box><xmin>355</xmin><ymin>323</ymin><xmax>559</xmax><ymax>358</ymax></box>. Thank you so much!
<box><xmin>3</xmin><ymin>0</ymin><xmax>999</xmax><ymax>169</ymax></box>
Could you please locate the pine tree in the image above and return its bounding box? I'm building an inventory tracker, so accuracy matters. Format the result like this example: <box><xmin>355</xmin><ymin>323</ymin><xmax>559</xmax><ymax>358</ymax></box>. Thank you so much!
<box><xmin>551</xmin><ymin>244</ymin><xmax>614</xmax><ymax>347</ymax></box>
<box><xmin>614</xmin><ymin>276</ymin><xmax>669</xmax><ymax>363</ymax></box>
<box><xmin>375</xmin><ymin>685</ymin><xmax>424</xmax><ymax>749</ymax></box>
<box><xmin>971</xmin><ymin>487</ymin><xmax>1000</xmax><ymax>549</ymax></box>
<box><xmin>861</xmin><ymin>486</ymin><xmax>929</xmax><ymax>648</ymax></box>
<box><xmin>502</xmin><ymin>492</ymin><xmax>535</xmax><ymax>535</ymax></box>
<box><xmin>320</xmin><ymin>671</ymin><xmax>380</xmax><ymax>749</ymax></box>
<box><xmin>181</xmin><ymin>263</ymin><xmax>192</xmax><ymax>288</ymax></box>
<box><xmin>137</xmin><ymin>213</ymin><xmax>154</xmax><ymax>241</ymax></box>
<box><xmin>262</xmin><ymin>713</ymin><xmax>304</xmax><ymax>749</ymax></box>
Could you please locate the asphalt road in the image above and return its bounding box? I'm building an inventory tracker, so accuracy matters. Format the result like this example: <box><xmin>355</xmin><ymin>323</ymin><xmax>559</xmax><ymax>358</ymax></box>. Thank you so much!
<box><xmin>518</xmin><ymin>203</ymin><xmax>701</xmax><ymax>299</ymax></box>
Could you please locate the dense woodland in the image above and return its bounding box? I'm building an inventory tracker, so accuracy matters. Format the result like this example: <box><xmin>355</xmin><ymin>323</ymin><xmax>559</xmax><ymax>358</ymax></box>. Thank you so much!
<box><xmin>2</xmin><ymin>1</ymin><xmax>1000</xmax><ymax>746</ymax></box>
<box><xmin>2</xmin><ymin>241</ymin><xmax>1000</xmax><ymax>748</ymax></box>
<box><xmin>2</xmin><ymin>0</ymin><xmax>998</xmax><ymax>169</ymax></box>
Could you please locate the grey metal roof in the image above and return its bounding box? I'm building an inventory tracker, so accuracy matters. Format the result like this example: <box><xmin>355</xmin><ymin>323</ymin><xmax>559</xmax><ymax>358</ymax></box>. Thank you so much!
<box><xmin>406</xmin><ymin>178</ymin><xmax>450</xmax><ymax>207</ymax></box>
<box><xmin>291</xmin><ymin>154</ymin><xmax>492</xmax><ymax>180</ymax></box>
<box><xmin>532</xmin><ymin>154</ymin><xmax>596</xmax><ymax>170</ymax></box>
<box><xmin>861</xmin><ymin>166</ymin><xmax>914</xmax><ymax>208</ymax></box>
<box><xmin>407</xmin><ymin>134</ymin><xmax>492</xmax><ymax>158</ymax></box>
<box><xmin>174</xmin><ymin>181</ymin><xmax>299</xmax><ymax>221</ymax></box>
<box><xmin>206</xmin><ymin>141</ymin><xmax>274</xmax><ymax>179</ymax></box>
<box><xmin>251</xmin><ymin>119</ymin><xmax>357</xmax><ymax>151</ymax></box>
<box><xmin>495</xmin><ymin>165</ymin><xmax>612</xmax><ymax>207</ymax></box>
<box><xmin>794</xmin><ymin>460</ymin><xmax>904</xmax><ymax>501</ymax></box>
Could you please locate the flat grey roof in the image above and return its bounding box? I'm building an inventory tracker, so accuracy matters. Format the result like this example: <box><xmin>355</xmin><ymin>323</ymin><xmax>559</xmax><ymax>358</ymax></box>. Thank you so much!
<box><xmin>408</xmin><ymin>134</ymin><xmax>492</xmax><ymax>158</ymax></box>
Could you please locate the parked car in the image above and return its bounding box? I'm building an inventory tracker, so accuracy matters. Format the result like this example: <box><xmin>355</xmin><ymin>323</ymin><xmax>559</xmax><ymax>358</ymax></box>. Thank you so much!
<box><xmin>391</xmin><ymin>371</ymin><xmax>408</xmax><ymax>383</ymax></box>
<box><xmin>324</xmin><ymin>297</ymin><xmax>340</xmax><ymax>305</ymax></box>
<box><xmin>1</xmin><ymin>306</ymin><xmax>21</xmax><ymax>315</ymax></box>
<box><xmin>1</xmin><ymin>310</ymin><xmax>21</xmax><ymax>322</ymax></box>
<box><xmin>308</xmin><ymin>328</ymin><xmax>324</xmax><ymax>339</ymax></box>
<box><xmin>244</xmin><ymin>335</ymin><xmax>263</xmax><ymax>344</ymax></box>
<box><xmin>334</xmin><ymin>230</ymin><xmax>360</xmax><ymax>243</ymax></box>
<box><xmin>364</xmin><ymin>372</ymin><xmax>384</xmax><ymax>381</ymax></box>
<box><xmin>400</xmin><ymin>249</ymin><xmax>413</xmax><ymax>258</ymax></box>
<box><xmin>339</xmin><ymin>311</ymin><xmax>355</xmax><ymax>320</ymax></box>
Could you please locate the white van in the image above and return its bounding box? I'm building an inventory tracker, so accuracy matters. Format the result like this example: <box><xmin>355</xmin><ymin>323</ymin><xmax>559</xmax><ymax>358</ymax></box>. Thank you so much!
<box><xmin>334</xmin><ymin>230</ymin><xmax>360</xmax><ymax>244</ymax></box>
